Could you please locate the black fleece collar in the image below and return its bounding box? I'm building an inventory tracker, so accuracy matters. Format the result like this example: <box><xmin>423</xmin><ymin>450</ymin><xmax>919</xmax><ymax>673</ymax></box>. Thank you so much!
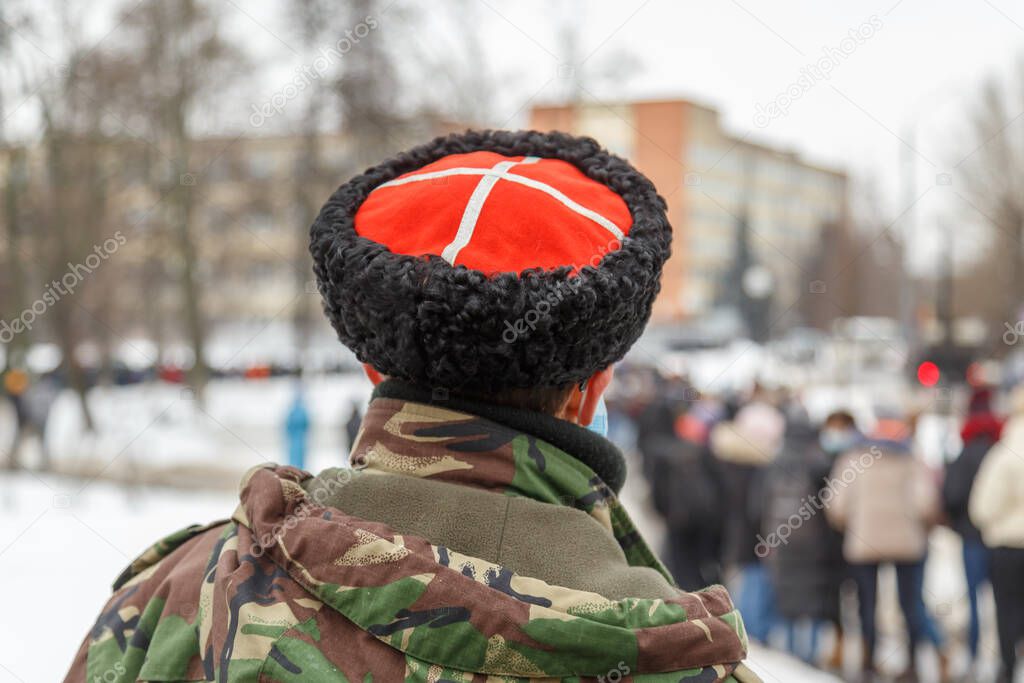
<box><xmin>372</xmin><ymin>379</ymin><xmax>628</xmax><ymax>493</ymax></box>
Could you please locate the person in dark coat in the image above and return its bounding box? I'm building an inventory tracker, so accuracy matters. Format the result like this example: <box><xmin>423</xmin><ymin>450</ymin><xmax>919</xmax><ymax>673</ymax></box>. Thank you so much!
<box><xmin>645</xmin><ymin>396</ymin><xmax>724</xmax><ymax>591</ymax></box>
<box><xmin>635</xmin><ymin>374</ymin><xmax>678</xmax><ymax>482</ymax></box>
<box><xmin>756</xmin><ymin>418</ymin><xmax>842</xmax><ymax>664</ymax></box>
<box><xmin>943</xmin><ymin>387</ymin><xmax>1001</xmax><ymax>668</ymax></box>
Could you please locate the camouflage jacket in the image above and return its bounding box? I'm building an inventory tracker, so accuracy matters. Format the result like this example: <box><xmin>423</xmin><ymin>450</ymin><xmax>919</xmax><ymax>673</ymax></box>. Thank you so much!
<box><xmin>66</xmin><ymin>394</ymin><xmax>757</xmax><ymax>682</ymax></box>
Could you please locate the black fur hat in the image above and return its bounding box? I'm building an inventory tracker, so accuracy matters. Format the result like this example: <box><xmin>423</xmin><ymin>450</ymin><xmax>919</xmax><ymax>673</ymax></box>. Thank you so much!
<box><xmin>309</xmin><ymin>129</ymin><xmax>671</xmax><ymax>392</ymax></box>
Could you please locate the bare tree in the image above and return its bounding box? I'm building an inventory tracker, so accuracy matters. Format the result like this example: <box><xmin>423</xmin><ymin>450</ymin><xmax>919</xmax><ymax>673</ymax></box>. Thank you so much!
<box><xmin>286</xmin><ymin>0</ymin><xmax>342</xmax><ymax>358</ymax></box>
<box><xmin>960</xmin><ymin>61</ymin><xmax>1024</xmax><ymax>324</ymax></box>
<box><xmin>34</xmin><ymin>48</ymin><xmax>117</xmax><ymax>433</ymax></box>
<box><xmin>1</xmin><ymin>1</ymin><xmax>116</xmax><ymax>433</ymax></box>
<box><xmin>553</xmin><ymin>0</ymin><xmax>643</xmax><ymax>111</ymax></box>
<box><xmin>102</xmin><ymin>0</ymin><xmax>246</xmax><ymax>401</ymax></box>
<box><xmin>0</xmin><ymin>149</ymin><xmax>30</xmax><ymax>370</ymax></box>
<box><xmin>335</xmin><ymin>0</ymin><xmax>411</xmax><ymax>169</ymax></box>
<box><xmin>0</xmin><ymin>2</ymin><xmax>38</xmax><ymax>372</ymax></box>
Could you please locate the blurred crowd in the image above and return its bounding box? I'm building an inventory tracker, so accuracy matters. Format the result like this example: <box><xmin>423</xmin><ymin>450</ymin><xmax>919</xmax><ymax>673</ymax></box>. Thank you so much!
<box><xmin>607</xmin><ymin>368</ymin><xmax>1024</xmax><ymax>683</ymax></box>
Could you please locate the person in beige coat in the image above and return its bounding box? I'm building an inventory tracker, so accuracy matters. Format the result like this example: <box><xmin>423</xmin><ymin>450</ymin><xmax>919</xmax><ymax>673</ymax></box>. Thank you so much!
<box><xmin>825</xmin><ymin>427</ymin><xmax>942</xmax><ymax>681</ymax></box>
<box><xmin>970</xmin><ymin>386</ymin><xmax>1024</xmax><ymax>682</ymax></box>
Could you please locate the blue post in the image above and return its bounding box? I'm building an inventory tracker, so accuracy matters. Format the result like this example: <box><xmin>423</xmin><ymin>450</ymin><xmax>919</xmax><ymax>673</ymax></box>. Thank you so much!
<box><xmin>285</xmin><ymin>389</ymin><xmax>311</xmax><ymax>470</ymax></box>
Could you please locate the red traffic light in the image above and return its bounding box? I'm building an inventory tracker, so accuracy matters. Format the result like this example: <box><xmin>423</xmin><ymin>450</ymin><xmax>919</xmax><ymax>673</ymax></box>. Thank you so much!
<box><xmin>917</xmin><ymin>361</ymin><xmax>940</xmax><ymax>387</ymax></box>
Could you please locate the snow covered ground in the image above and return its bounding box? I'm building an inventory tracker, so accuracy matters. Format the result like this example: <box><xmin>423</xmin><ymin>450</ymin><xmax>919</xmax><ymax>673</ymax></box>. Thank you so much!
<box><xmin>0</xmin><ymin>473</ymin><xmax>232</xmax><ymax>682</ymax></box>
<box><xmin>0</xmin><ymin>374</ymin><xmax>374</xmax><ymax>486</ymax></box>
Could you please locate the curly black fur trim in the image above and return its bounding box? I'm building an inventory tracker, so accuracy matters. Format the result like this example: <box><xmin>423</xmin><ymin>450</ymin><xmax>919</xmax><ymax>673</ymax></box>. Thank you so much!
<box><xmin>309</xmin><ymin>129</ymin><xmax>672</xmax><ymax>392</ymax></box>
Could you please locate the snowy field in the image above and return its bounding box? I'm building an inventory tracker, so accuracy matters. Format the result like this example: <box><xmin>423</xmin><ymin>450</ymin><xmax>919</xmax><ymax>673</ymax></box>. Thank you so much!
<box><xmin>0</xmin><ymin>374</ymin><xmax>375</xmax><ymax>486</ymax></box>
<box><xmin>0</xmin><ymin>473</ymin><xmax>232</xmax><ymax>682</ymax></box>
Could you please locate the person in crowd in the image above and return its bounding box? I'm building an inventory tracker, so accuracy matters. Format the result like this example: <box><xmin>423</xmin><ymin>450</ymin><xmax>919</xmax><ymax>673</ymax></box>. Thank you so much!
<box><xmin>816</xmin><ymin>409</ymin><xmax>863</xmax><ymax>671</ymax></box>
<box><xmin>3</xmin><ymin>368</ymin><xmax>32</xmax><ymax>470</ymax></box>
<box><xmin>970</xmin><ymin>385</ymin><xmax>1024</xmax><ymax>683</ymax></box>
<box><xmin>819</xmin><ymin>409</ymin><xmax>863</xmax><ymax>458</ymax></box>
<box><xmin>758</xmin><ymin>416</ymin><xmax>843</xmax><ymax>665</ymax></box>
<box><xmin>284</xmin><ymin>384</ymin><xmax>311</xmax><ymax>469</ymax></box>
<box><xmin>899</xmin><ymin>412</ymin><xmax>949</xmax><ymax>670</ymax></box>
<box><xmin>711</xmin><ymin>386</ymin><xmax>786</xmax><ymax>644</ymax></box>
<box><xmin>21</xmin><ymin>371</ymin><xmax>59</xmax><ymax>468</ymax></box>
<box><xmin>826</xmin><ymin>417</ymin><xmax>943</xmax><ymax>683</ymax></box>
<box><xmin>635</xmin><ymin>371</ymin><xmax>677</xmax><ymax>482</ymax></box>
<box><xmin>64</xmin><ymin>130</ymin><xmax>757</xmax><ymax>682</ymax></box>
<box><xmin>646</xmin><ymin>389</ymin><xmax>723</xmax><ymax>590</ymax></box>
<box><xmin>608</xmin><ymin>364</ymin><xmax>658</xmax><ymax>455</ymax></box>
<box><xmin>604</xmin><ymin>391</ymin><xmax>638</xmax><ymax>455</ymax></box>
<box><xmin>676</xmin><ymin>393</ymin><xmax>726</xmax><ymax>447</ymax></box>
<box><xmin>943</xmin><ymin>386</ymin><xmax>1002</xmax><ymax>670</ymax></box>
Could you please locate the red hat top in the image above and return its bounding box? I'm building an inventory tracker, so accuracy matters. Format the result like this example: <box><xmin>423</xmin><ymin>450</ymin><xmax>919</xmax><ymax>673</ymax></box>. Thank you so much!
<box><xmin>310</xmin><ymin>130</ymin><xmax>671</xmax><ymax>399</ymax></box>
<box><xmin>355</xmin><ymin>151</ymin><xmax>633</xmax><ymax>274</ymax></box>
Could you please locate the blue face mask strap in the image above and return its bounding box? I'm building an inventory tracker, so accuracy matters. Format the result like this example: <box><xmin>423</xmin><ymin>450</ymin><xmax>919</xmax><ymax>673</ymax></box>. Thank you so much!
<box><xmin>580</xmin><ymin>379</ymin><xmax>609</xmax><ymax>438</ymax></box>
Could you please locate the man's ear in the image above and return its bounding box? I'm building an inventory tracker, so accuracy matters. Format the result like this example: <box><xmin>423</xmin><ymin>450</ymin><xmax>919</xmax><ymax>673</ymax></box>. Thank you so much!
<box><xmin>579</xmin><ymin>365</ymin><xmax>614</xmax><ymax>426</ymax></box>
<box><xmin>363</xmin><ymin>363</ymin><xmax>384</xmax><ymax>386</ymax></box>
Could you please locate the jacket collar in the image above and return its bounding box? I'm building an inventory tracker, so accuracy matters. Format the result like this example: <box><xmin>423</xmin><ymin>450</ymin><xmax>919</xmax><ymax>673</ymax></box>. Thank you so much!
<box><xmin>370</xmin><ymin>379</ymin><xmax>628</xmax><ymax>492</ymax></box>
<box><xmin>351</xmin><ymin>382</ymin><xmax>668</xmax><ymax>580</ymax></box>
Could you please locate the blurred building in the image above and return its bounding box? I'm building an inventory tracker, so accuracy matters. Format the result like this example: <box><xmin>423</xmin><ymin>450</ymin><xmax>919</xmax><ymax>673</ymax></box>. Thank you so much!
<box><xmin>0</xmin><ymin>116</ymin><xmax>470</xmax><ymax>371</ymax></box>
<box><xmin>530</xmin><ymin>99</ymin><xmax>849</xmax><ymax>324</ymax></box>
<box><xmin>0</xmin><ymin>133</ymin><xmax>356</xmax><ymax>368</ymax></box>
